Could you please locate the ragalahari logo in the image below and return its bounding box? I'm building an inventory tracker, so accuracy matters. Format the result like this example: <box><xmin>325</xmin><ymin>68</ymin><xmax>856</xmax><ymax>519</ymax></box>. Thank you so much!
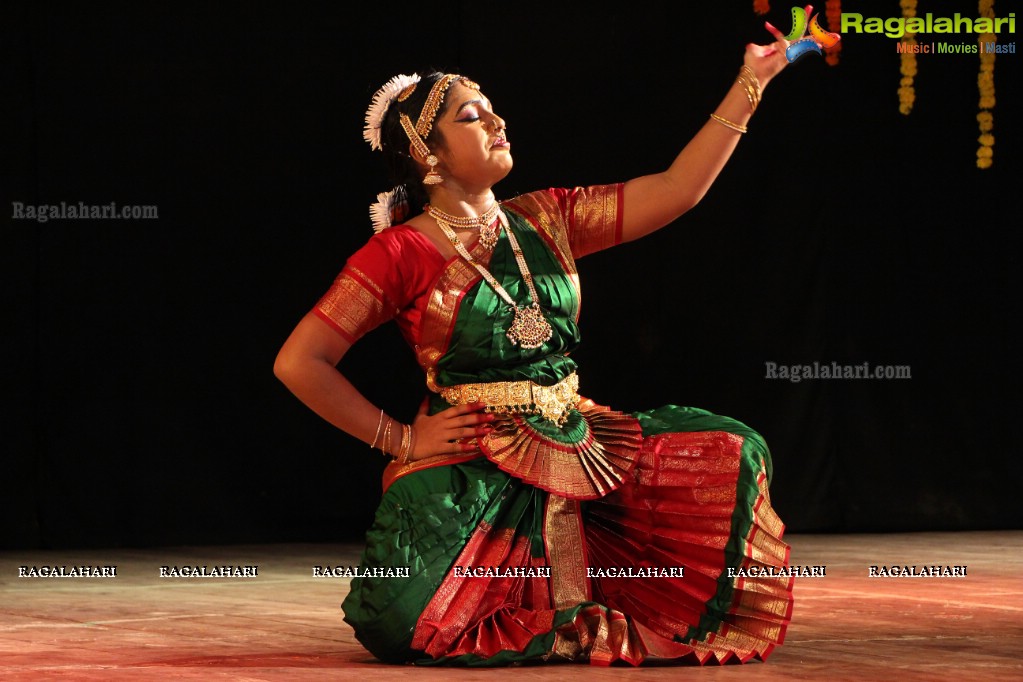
<box><xmin>782</xmin><ymin>5</ymin><xmax>841</xmax><ymax>62</ymax></box>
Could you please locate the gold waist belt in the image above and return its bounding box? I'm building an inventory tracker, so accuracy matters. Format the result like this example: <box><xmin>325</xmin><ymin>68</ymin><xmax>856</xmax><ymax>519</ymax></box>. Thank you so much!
<box><xmin>438</xmin><ymin>372</ymin><xmax>580</xmax><ymax>425</ymax></box>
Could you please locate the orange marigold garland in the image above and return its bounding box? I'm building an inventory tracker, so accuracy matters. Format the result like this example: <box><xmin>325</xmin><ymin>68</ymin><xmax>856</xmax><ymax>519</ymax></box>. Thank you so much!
<box><xmin>825</xmin><ymin>0</ymin><xmax>842</xmax><ymax>65</ymax></box>
<box><xmin>898</xmin><ymin>0</ymin><xmax>918</xmax><ymax>115</ymax></box>
<box><xmin>754</xmin><ymin>0</ymin><xmax>770</xmax><ymax>16</ymax></box>
<box><xmin>977</xmin><ymin>0</ymin><xmax>996</xmax><ymax>168</ymax></box>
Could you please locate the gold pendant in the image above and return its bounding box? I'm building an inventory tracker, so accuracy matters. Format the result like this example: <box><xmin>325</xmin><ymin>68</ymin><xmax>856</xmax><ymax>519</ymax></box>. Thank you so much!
<box><xmin>479</xmin><ymin>221</ymin><xmax>499</xmax><ymax>250</ymax></box>
<box><xmin>506</xmin><ymin>302</ymin><xmax>553</xmax><ymax>349</ymax></box>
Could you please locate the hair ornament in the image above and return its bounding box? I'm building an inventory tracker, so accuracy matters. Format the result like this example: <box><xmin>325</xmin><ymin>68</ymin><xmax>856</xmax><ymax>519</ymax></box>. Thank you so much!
<box><xmin>368</xmin><ymin>186</ymin><xmax>410</xmax><ymax>233</ymax></box>
<box><xmin>363</xmin><ymin>73</ymin><xmax>420</xmax><ymax>151</ymax></box>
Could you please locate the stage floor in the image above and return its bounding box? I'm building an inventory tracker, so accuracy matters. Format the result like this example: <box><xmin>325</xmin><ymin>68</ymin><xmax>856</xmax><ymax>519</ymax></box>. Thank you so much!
<box><xmin>1</xmin><ymin>532</ymin><xmax>1020</xmax><ymax>680</ymax></box>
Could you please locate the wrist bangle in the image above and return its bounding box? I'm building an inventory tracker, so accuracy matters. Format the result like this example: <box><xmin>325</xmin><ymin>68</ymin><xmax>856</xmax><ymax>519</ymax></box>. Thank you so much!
<box><xmin>369</xmin><ymin>408</ymin><xmax>385</xmax><ymax>449</ymax></box>
<box><xmin>397</xmin><ymin>424</ymin><xmax>413</xmax><ymax>464</ymax></box>
<box><xmin>379</xmin><ymin>418</ymin><xmax>393</xmax><ymax>457</ymax></box>
<box><xmin>710</xmin><ymin>113</ymin><xmax>748</xmax><ymax>134</ymax></box>
<box><xmin>736</xmin><ymin>76</ymin><xmax>759</xmax><ymax>113</ymax></box>
<box><xmin>737</xmin><ymin>65</ymin><xmax>761</xmax><ymax>113</ymax></box>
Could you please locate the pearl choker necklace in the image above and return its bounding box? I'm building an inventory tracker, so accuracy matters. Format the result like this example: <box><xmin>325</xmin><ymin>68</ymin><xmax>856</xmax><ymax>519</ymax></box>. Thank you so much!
<box><xmin>428</xmin><ymin>204</ymin><xmax>503</xmax><ymax>250</ymax></box>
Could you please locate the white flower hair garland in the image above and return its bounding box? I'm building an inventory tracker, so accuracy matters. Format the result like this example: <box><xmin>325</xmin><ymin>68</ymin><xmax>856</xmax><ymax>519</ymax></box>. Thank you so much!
<box><xmin>368</xmin><ymin>187</ymin><xmax>410</xmax><ymax>234</ymax></box>
<box><xmin>364</xmin><ymin>74</ymin><xmax>420</xmax><ymax>232</ymax></box>
<box><xmin>363</xmin><ymin>73</ymin><xmax>420</xmax><ymax>151</ymax></box>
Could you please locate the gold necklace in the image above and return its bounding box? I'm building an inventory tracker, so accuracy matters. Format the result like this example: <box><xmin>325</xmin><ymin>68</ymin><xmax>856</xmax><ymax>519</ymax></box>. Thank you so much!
<box><xmin>428</xmin><ymin>203</ymin><xmax>503</xmax><ymax>250</ymax></box>
<box><xmin>433</xmin><ymin>211</ymin><xmax>554</xmax><ymax>349</ymax></box>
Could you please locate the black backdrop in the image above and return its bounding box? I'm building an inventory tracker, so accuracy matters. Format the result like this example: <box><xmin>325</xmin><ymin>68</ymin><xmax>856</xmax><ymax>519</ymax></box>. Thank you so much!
<box><xmin>3</xmin><ymin>1</ymin><xmax>1020</xmax><ymax>549</ymax></box>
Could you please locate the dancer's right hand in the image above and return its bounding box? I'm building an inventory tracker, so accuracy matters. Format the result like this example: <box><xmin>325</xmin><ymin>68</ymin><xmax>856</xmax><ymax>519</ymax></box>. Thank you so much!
<box><xmin>407</xmin><ymin>399</ymin><xmax>495</xmax><ymax>460</ymax></box>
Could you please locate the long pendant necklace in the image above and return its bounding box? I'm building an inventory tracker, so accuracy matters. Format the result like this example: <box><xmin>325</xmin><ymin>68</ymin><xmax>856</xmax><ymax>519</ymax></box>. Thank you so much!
<box><xmin>428</xmin><ymin>203</ymin><xmax>502</xmax><ymax>250</ymax></box>
<box><xmin>433</xmin><ymin>209</ymin><xmax>554</xmax><ymax>349</ymax></box>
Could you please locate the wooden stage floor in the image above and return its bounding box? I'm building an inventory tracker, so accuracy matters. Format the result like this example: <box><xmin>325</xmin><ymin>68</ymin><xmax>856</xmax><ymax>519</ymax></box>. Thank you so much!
<box><xmin>2</xmin><ymin>532</ymin><xmax>1021</xmax><ymax>681</ymax></box>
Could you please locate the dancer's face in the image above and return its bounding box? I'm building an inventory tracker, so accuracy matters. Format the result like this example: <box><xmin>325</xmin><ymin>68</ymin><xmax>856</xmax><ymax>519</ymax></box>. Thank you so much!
<box><xmin>428</xmin><ymin>82</ymin><xmax>513</xmax><ymax>189</ymax></box>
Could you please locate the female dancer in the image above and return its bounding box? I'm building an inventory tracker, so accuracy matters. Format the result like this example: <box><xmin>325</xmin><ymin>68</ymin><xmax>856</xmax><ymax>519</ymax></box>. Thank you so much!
<box><xmin>275</xmin><ymin>23</ymin><xmax>795</xmax><ymax>666</ymax></box>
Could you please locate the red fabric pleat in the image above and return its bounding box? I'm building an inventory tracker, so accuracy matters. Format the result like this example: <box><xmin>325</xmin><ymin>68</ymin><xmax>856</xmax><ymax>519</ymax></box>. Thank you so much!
<box><xmin>410</xmin><ymin>428</ymin><xmax>792</xmax><ymax>665</ymax></box>
<box><xmin>480</xmin><ymin>399</ymin><xmax>644</xmax><ymax>500</ymax></box>
<box><xmin>584</xmin><ymin>430</ymin><xmax>792</xmax><ymax>663</ymax></box>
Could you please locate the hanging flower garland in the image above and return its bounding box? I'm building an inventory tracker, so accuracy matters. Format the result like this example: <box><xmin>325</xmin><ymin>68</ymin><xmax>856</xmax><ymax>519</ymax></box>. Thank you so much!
<box><xmin>825</xmin><ymin>0</ymin><xmax>842</xmax><ymax>65</ymax></box>
<box><xmin>754</xmin><ymin>0</ymin><xmax>770</xmax><ymax>16</ymax></box>
<box><xmin>898</xmin><ymin>0</ymin><xmax>918</xmax><ymax>115</ymax></box>
<box><xmin>977</xmin><ymin>0</ymin><xmax>996</xmax><ymax>168</ymax></box>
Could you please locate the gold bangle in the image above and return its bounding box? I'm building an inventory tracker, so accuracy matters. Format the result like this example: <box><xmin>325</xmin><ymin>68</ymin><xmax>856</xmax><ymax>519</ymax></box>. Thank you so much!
<box><xmin>369</xmin><ymin>409</ymin><xmax>385</xmax><ymax>449</ymax></box>
<box><xmin>397</xmin><ymin>424</ymin><xmax>412</xmax><ymax>464</ymax></box>
<box><xmin>740</xmin><ymin>65</ymin><xmax>761</xmax><ymax>90</ymax></box>
<box><xmin>737</xmin><ymin>65</ymin><xmax>761</xmax><ymax>112</ymax></box>
<box><xmin>735</xmin><ymin>76</ymin><xmax>760</xmax><ymax>113</ymax></box>
<box><xmin>397</xmin><ymin>424</ymin><xmax>414</xmax><ymax>465</ymax></box>
<box><xmin>380</xmin><ymin>418</ymin><xmax>393</xmax><ymax>457</ymax></box>
<box><xmin>710</xmin><ymin>113</ymin><xmax>748</xmax><ymax>134</ymax></box>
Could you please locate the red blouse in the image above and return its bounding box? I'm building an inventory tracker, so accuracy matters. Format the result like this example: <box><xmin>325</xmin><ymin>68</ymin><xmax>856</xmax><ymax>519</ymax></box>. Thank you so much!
<box><xmin>312</xmin><ymin>184</ymin><xmax>624</xmax><ymax>349</ymax></box>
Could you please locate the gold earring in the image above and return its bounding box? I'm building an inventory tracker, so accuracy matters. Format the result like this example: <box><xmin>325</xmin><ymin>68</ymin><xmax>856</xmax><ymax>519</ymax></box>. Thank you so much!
<box><xmin>423</xmin><ymin>154</ymin><xmax>443</xmax><ymax>185</ymax></box>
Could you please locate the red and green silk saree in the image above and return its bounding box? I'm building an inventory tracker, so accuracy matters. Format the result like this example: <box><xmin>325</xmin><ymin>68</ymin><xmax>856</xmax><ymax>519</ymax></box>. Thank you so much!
<box><xmin>313</xmin><ymin>184</ymin><xmax>792</xmax><ymax>666</ymax></box>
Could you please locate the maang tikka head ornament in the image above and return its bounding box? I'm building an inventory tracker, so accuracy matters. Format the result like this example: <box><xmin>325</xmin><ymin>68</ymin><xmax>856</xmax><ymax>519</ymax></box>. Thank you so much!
<box><xmin>364</xmin><ymin>73</ymin><xmax>480</xmax><ymax>232</ymax></box>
